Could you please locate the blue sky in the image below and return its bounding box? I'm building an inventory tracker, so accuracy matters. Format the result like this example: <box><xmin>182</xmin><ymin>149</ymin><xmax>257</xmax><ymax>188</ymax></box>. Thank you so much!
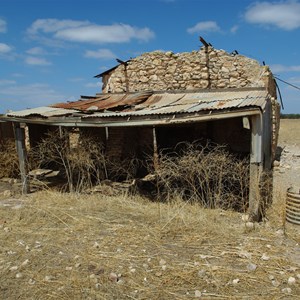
<box><xmin>0</xmin><ymin>0</ymin><xmax>300</xmax><ymax>114</ymax></box>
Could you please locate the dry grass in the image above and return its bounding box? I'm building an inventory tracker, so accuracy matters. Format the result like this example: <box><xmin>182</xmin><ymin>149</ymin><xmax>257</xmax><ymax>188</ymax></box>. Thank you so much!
<box><xmin>155</xmin><ymin>142</ymin><xmax>249</xmax><ymax>211</ymax></box>
<box><xmin>0</xmin><ymin>190</ymin><xmax>299</xmax><ymax>299</ymax></box>
<box><xmin>0</xmin><ymin>140</ymin><xmax>19</xmax><ymax>179</ymax></box>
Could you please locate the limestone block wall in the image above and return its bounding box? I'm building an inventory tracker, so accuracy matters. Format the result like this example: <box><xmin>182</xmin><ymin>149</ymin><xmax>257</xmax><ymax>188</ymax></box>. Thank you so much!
<box><xmin>102</xmin><ymin>47</ymin><xmax>273</xmax><ymax>93</ymax></box>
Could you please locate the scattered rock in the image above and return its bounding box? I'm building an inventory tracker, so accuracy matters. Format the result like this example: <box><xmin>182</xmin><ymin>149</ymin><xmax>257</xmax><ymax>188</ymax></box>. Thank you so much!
<box><xmin>93</xmin><ymin>242</ymin><xmax>100</xmax><ymax>248</ymax></box>
<box><xmin>44</xmin><ymin>275</ymin><xmax>54</xmax><ymax>282</ymax></box>
<box><xmin>109</xmin><ymin>272</ymin><xmax>120</xmax><ymax>282</ymax></box>
<box><xmin>195</xmin><ymin>290</ymin><xmax>202</xmax><ymax>298</ymax></box>
<box><xmin>95</xmin><ymin>283</ymin><xmax>101</xmax><ymax>289</ymax></box>
<box><xmin>247</xmin><ymin>263</ymin><xmax>257</xmax><ymax>272</ymax></box>
<box><xmin>198</xmin><ymin>269</ymin><xmax>206</xmax><ymax>278</ymax></box>
<box><xmin>245</xmin><ymin>222</ymin><xmax>255</xmax><ymax>230</ymax></box>
<box><xmin>9</xmin><ymin>266</ymin><xmax>18</xmax><ymax>271</ymax></box>
<box><xmin>28</xmin><ymin>279</ymin><xmax>35</xmax><ymax>285</ymax></box>
<box><xmin>16</xmin><ymin>273</ymin><xmax>23</xmax><ymax>279</ymax></box>
<box><xmin>21</xmin><ymin>259</ymin><xmax>29</xmax><ymax>267</ymax></box>
<box><xmin>241</xmin><ymin>214</ymin><xmax>249</xmax><ymax>222</ymax></box>
<box><xmin>288</xmin><ymin>276</ymin><xmax>296</xmax><ymax>285</ymax></box>
<box><xmin>159</xmin><ymin>259</ymin><xmax>166</xmax><ymax>266</ymax></box>
<box><xmin>232</xmin><ymin>278</ymin><xmax>240</xmax><ymax>285</ymax></box>
<box><xmin>268</xmin><ymin>275</ymin><xmax>275</xmax><ymax>281</ymax></box>
<box><xmin>272</xmin><ymin>280</ymin><xmax>280</xmax><ymax>287</ymax></box>
<box><xmin>261</xmin><ymin>253</ymin><xmax>270</xmax><ymax>261</ymax></box>
<box><xmin>281</xmin><ymin>287</ymin><xmax>292</xmax><ymax>294</ymax></box>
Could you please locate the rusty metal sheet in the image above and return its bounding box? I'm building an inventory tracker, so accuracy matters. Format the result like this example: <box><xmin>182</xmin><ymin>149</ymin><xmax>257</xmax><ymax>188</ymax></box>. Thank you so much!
<box><xmin>83</xmin><ymin>89</ymin><xmax>268</xmax><ymax>117</ymax></box>
<box><xmin>52</xmin><ymin>91</ymin><xmax>152</xmax><ymax>112</ymax></box>
<box><xmin>6</xmin><ymin>107</ymin><xmax>78</xmax><ymax>118</ymax></box>
<box><xmin>4</xmin><ymin>88</ymin><xmax>270</xmax><ymax>121</ymax></box>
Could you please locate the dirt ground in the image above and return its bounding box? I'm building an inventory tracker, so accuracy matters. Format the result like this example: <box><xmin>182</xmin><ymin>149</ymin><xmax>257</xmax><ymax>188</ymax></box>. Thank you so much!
<box><xmin>0</xmin><ymin>119</ymin><xmax>300</xmax><ymax>299</ymax></box>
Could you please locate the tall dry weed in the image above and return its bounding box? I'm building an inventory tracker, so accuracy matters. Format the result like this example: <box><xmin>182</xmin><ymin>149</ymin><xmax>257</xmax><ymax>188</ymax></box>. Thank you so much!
<box><xmin>154</xmin><ymin>142</ymin><xmax>250</xmax><ymax>211</ymax></box>
<box><xmin>0</xmin><ymin>139</ymin><xmax>19</xmax><ymax>178</ymax></box>
<box><xmin>31</xmin><ymin>130</ymin><xmax>108</xmax><ymax>192</ymax></box>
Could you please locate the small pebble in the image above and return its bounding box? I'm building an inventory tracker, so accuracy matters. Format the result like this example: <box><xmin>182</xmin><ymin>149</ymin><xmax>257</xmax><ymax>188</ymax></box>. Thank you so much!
<box><xmin>15</xmin><ymin>273</ymin><xmax>22</xmax><ymax>279</ymax></box>
<box><xmin>242</xmin><ymin>214</ymin><xmax>249</xmax><ymax>222</ymax></box>
<box><xmin>109</xmin><ymin>272</ymin><xmax>119</xmax><ymax>282</ymax></box>
<box><xmin>21</xmin><ymin>259</ymin><xmax>29</xmax><ymax>266</ymax></box>
<box><xmin>268</xmin><ymin>275</ymin><xmax>275</xmax><ymax>281</ymax></box>
<box><xmin>245</xmin><ymin>222</ymin><xmax>254</xmax><ymax>230</ymax></box>
<box><xmin>261</xmin><ymin>253</ymin><xmax>270</xmax><ymax>261</ymax></box>
<box><xmin>28</xmin><ymin>279</ymin><xmax>35</xmax><ymax>285</ymax></box>
<box><xmin>272</xmin><ymin>280</ymin><xmax>280</xmax><ymax>287</ymax></box>
<box><xmin>288</xmin><ymin>276</ymin><xmax>296</xmax><ymax>285</ymax></box>
<box><xmin>247</xmin><ymin>263</ymin><xmax>257</xmax><ymax>272</ymax></box>
<box><xmin>232</xmin><ymin>278</ymin><xmax>240</xmax><ymax>285</ymax></box>
<box><xmin>95</xmin><ymin>283</ymin><xmax>101</xmax><ymax>289</ymax></box>
<box><xmin>195</xmin><ymin>290</ymin><xmax>202</xmax><ymax>298</ymax></box>
<box><xmin>9</xmin><ymin>266</ymin><xmax>18</xmax><ymax>271</ymax></box>
<box><xmin>44</xmin><ymin>275</ymin><xmax>54</xmax><ymax>282</ymax></box>
<box><xmin>281</xmin><ymin>287</ymin><xmax>292</xmax><ymax>294</ymax></box>
<box><xmin>93</xmin><ymin>242</ymin><xmax>100</xmax><ymax>248</ymax></box>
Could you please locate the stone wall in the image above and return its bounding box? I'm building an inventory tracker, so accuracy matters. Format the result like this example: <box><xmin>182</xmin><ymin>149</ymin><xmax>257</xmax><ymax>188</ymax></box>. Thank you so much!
<box><xmin>102</xmin><ymin>46</ymin><xmax>274</xmax><ymax>94</ymax></box>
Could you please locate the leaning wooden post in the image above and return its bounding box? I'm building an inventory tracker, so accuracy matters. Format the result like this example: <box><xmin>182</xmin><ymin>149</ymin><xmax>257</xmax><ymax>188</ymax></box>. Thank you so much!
<box><xmin>153</xmin><ymin>126</ymin><xmax>159</xmax><ymax>171</ymax></box>
<box><xmin>14</xmin><ymin>123</ymin><xmax>30</xmax><ymax>194</ymax></box>
<box><xmin>249</xmin><ymin>114</ymin><xmax>263</xmax><ymax>221</ymax></box>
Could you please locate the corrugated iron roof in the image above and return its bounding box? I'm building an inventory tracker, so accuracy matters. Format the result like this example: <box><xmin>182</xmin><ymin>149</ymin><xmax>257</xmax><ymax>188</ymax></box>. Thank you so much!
<box><xmin>6</xmin><ymin>106</ymin><xmax>78</xmax><ymax>118</ymax></box>
<box><xmin>4</xmin><ymin>88</ymin><xmax>269</xmax><ymax>120</ymax></box>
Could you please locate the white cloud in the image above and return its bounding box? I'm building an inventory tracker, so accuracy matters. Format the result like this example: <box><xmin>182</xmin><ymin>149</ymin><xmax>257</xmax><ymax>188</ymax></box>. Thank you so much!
<box><xmin>27</xmin><ymin>19</ymin><xmax>90</xmax><ymax>35</ymax></box>
<box><xmin>245</xmin><ymin>1</ymin><xmax>300</xmax><ymax>30</ymax></box>
<box><xmin>85</xmin><ymin>82</ymin><xmax>102</xmax><ymax>88</ymax></box>
<box><xmin>270</xmin><ymin>64</ymin><xmax>300</xmax><ymax>73</ymax></box>
<box><xmin>84</xmin><ymin>49</ymin><xmax>116</xmax><ymax>59</ymax></box>
<box><xmin>27</xmin><ymin>19</ymin><xmax>155</xmax><ymax>45</ymax></box>
<box><xmin>230</xmin><ymin>25</ymin><xmax>239</xmax><ymax>34</ymax></box>
<box><xmin>0</xmin><ymin>82</ymin><xmax>66</xmax><ymax>111</ymax></box>
<box><xmin>0</xmin><ymin>43</ymin><xmax>12</xmax><ymax>54</ymax></box>
<box><xmin>187</xmin><ymin>21</ymin><xmax>220</xmax><ymax>34</ymax></box>
<box><xmin>26</xmin><ymin>47</ymin><xmax>46</xmax><ymax>55</ymax></box>
<box><xmin>0</xmin><ymin>79</ymin><xmax>16</xmax><ymax>85</ymax></box>
<box><xmin>25</xmin><ymin>56</ymin><xmax>52</xmax><ymax>66</ymax></box>
<box><xmin>0</xmin><ymin>18</ymin><xmax>7</xmax><ymax>33</ymax></box>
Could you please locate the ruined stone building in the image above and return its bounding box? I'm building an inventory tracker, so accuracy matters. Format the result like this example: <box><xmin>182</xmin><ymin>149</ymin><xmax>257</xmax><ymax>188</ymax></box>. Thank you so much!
<box><xmin>0</xmin><ymin>44</ymin><xmax>281</xmax><ymax>220</ymax></box>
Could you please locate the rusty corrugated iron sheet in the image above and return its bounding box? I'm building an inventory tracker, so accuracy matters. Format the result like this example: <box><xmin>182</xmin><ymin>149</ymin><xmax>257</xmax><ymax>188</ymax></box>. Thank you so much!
<box><xmin>52</xmin><ymin>91</ymin><xmax>153</xmax><ymax>112</ymax></box>
<box><xmin>5</xmin><ymin>88</ymin><xmax>269</xmax><ymax>119</ymax></box>
<box><xmin>81</xmin><ymin>88</ymin><xmax>269</xmax><ymax>118</ymax></box>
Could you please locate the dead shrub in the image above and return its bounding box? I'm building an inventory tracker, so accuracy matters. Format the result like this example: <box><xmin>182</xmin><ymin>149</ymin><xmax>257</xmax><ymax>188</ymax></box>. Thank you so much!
<box><xmin>154</xmin><ymin>142</ymin><xmax>250</xmax><ymax>212</ymax></box>
<box><xmin>0</xmin><ymin>139</ymin><xmax>19</xmax><ymax>178</ymax></box>
<box><xmin>31</xmin><ymin>130</ymin><xmax>108</xmax><ymax>192</ymax></box>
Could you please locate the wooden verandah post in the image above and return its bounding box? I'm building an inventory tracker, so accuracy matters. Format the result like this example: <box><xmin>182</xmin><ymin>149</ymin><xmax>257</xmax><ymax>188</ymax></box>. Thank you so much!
<box><xmin>14</xmin><ymin>123</ymin><xmax>30</xmax><ymax>194</ymax></box>
<box><xmin>249</xmin><ymin>114</ymin><xmax>263</xmax><ymax>221</ymax></box>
